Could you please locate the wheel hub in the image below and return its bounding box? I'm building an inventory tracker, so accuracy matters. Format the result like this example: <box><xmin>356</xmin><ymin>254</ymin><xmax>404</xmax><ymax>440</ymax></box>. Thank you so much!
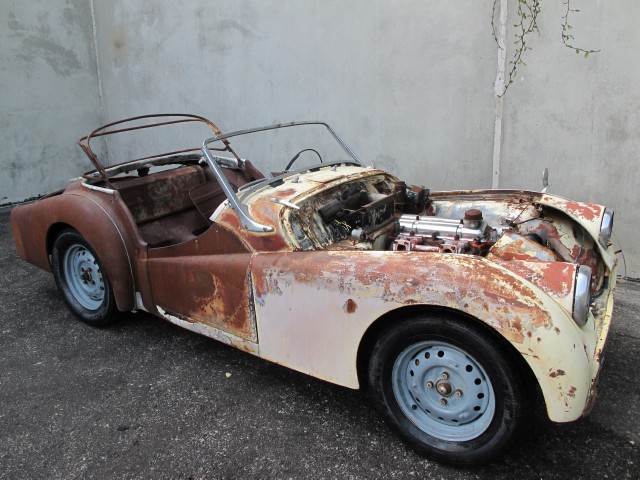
<box><xmin>436</xmin><ymin>379</ymin><xmax>453</xmax><ymax>397</ymax></box>
<box><xmin>80</xmin><ymin>268</ymin><xmax>93</xmax><ymax>284</ymax></box>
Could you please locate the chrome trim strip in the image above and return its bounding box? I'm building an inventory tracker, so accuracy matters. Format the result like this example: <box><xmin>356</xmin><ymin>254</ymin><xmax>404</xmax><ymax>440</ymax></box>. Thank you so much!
<box><xmin>80</xmin><ymin>181</ymin><xmax>115</xmax><ymax>195</ymax></box>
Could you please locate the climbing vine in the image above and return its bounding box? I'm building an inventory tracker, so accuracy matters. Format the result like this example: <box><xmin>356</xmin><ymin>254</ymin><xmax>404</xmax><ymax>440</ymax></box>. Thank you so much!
<box><xmin>561</xmin><ymin>1</ymin><xmax>600</xmax><ymax>58</ymax></box>
<box><xmin>492</xmin><ymin>0</ymin><xmax>599</xmax><ymax>95</ymax></box>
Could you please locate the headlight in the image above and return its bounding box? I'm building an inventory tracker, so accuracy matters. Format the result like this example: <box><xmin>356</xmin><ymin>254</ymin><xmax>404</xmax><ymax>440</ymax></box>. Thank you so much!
<box><xmin>598</xmin><ymin>208</ymin><xmax>614</xmax><ymax>248</ymax></box>
<box><xmin>573</xmin><ymin>265</ymin><xmax>592</xmax><ymax>327</ymax></box>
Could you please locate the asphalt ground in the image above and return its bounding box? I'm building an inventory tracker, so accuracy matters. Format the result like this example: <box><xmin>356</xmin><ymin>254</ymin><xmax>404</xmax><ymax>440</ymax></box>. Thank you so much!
<box><xmin>0</xmin><ymin>207</ymin><xmax>638</xmax><ymax>479</ymax></box>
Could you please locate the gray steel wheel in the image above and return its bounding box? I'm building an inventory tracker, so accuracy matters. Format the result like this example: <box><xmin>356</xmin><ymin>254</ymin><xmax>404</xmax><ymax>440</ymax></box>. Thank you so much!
<box><xmin>63</xmin><ymin>244</ymin><xmax>105</xmax><ymax>310</ymax></box>
<box><xmin>52</xmin><ymin>229</ymin><xmax>118</xmax><ymax>326</ymax></box>
<box><xmin>392</xmin><ymin>341</ymin><xmax>495</xmax><ymax>442</ymax></box>
<box><xmin>367</xmin><ymin>315</ymin><xmax>533</xmax><ymax>465</ymax></box>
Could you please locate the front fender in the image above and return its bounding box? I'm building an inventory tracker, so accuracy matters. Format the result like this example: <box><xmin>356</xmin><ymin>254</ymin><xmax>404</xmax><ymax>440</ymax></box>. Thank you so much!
<box><xmin>252</xmin><ymin>250</ymin><xmax>595</xmax><ymax>422</ymax></box>
<box><xmin>11</xmin><ymin>190</ymin><xmax>135</xmax><ymax>312</ymax></box>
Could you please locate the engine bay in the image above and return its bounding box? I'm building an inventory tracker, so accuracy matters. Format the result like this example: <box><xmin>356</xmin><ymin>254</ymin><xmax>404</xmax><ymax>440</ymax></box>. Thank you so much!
<box><xmin>291</xmin><ymin>175</ymin><xmax>604</xmax><ymax>293</ymax></box>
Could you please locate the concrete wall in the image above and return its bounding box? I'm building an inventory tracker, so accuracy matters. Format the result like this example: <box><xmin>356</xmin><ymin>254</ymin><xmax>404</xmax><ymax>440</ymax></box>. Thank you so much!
<box><xmin>0</xmin><ymin>0</ymin><xmax>103</xmax><ymax>203</ymax></box>
<box><xmin>499</xmin><ymin>1</ymin><xmax>640</xmax><ymax>277</ymax></box>
<box><xmin>91</xmin><ymin>1</ymin><xmax>496</xmax><ymax>186</ymax></box>
<box><xmin>3</xmin><ymin>1</ymin><xmax>639</xmax><ymax>276</ymax></box>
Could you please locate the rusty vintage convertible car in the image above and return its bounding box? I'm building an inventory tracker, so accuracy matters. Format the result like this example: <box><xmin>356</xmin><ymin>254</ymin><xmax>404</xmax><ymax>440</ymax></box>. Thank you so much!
<box><xmin>11</xmin><ymin>114</ymin><xmax>616</xmax><ymax>465</ymax></box>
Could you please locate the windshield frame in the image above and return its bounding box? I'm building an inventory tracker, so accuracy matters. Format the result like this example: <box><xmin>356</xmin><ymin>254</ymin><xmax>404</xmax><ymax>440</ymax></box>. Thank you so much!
<box><xmin>201</xmin><ymin>121</ymin><xmax>365</xmax><ymax>233</ymax></box>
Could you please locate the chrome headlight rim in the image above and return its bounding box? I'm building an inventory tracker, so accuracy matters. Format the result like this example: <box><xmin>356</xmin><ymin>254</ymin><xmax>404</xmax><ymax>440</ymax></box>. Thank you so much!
<box><xmin>573</xmin><ymin>265</ymin><xmax>592</xmax><ymax>327</ymax></box>
<box><xmin>598</xmin><ymin>208</ymin><xmax>614</xmax><ymax>249</ymax></box>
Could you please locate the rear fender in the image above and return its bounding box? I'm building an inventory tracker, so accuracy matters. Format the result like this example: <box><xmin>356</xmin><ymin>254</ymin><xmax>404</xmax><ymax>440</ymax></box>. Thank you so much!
<box><xmin>11</xmin><ymin>191</ymin><xmax>135</xmax><ymax>312</ymax></box>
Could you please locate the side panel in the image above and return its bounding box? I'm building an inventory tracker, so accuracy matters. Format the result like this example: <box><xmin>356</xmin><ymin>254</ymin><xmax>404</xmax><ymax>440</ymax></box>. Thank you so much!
<box><xmin>147</xmin><ymin>253</ymin><xmax>256</xmax><ymax>342</ymax></box>
<box><xmin>252</xmin><ymin>250</ymin><xmax>596</xmax><ymax>422</ymax></box>
<box><xmin>145</xmin><ymin>223</ymin><xmax>256</xmax><ymax>343</ymax></box>
<box><xmin>10</xmin><ymin>189</ymin><xmax>136</xmax><ymax>311</ymax></box>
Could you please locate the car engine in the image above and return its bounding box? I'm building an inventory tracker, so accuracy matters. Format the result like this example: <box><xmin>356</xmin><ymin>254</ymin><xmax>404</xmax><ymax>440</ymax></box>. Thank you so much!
<box><xmin>392</xmin><ymin>209</ymin><xmax>496</xmax><ymax>256</ymax></box>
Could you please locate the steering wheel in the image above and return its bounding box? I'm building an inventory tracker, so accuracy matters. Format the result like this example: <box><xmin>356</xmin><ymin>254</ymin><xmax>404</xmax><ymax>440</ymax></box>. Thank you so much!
<box><xmin>285</xmin><ymin>148</ymin><xmax>323</xmax><ymax>171</ymax></box>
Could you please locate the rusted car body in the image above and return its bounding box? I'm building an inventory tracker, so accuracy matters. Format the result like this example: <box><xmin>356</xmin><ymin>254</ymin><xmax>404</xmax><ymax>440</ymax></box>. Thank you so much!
<box><xmin>11</xmin><ymin>114</ymin><xmax>616</xmax><ymax>465</ymax></box>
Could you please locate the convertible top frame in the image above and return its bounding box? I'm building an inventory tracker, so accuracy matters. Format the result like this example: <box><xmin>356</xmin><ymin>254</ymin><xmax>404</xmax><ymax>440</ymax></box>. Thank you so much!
<box><xmin>77</xmin><ymin>113</ymin><xmax>239</xmax><ymax>182</ymax></box>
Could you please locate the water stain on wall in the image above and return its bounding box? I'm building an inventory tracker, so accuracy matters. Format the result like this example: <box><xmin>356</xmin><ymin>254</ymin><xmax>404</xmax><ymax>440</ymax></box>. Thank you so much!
<box><xmin>17</xmin><ymin>37</ymin><xmax>82</xmax><ymax>76</ymax></box>
<box><xmin>7</xmin><ymin>10</ymin><xmax>82</xmax><ymax>77</ymax></box>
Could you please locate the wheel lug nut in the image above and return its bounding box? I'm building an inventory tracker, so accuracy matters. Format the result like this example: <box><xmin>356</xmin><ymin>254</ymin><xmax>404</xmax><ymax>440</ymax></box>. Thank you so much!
<box><xmin>441</xmin><ymin>372</ymin><xmax>449</xmax><ymax>380</ymax></box>
<box><xmin>440</xmin><ymin>398</ymin><xmax>447</xmax><ymax>406</ymax></box>
<box><xmin>426</xmin><ymin>381</ymin><xmax>434</xmax><ymax>389</ymax></box>
<box><xmin>455</xmin><ymin>389</ymin><xmax>463</xmax><ymax>397</ymax></box>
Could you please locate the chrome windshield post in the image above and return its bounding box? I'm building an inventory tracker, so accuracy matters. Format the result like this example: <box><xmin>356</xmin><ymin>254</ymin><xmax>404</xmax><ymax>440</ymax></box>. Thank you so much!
<box><xmin>322</xmin><ymin>123</ymin><xmax>364</xmax><ymax>166</ymax></box>
<box><xmin>201</xmin><ymin>142</ymin><xmax>274</xmax><ymax>233</ymax></box>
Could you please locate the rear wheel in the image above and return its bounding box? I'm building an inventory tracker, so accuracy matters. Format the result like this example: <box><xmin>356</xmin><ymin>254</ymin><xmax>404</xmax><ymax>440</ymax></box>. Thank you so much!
<box><xmin>51</xmin><ymin>229</ymin><xmax>118</xmax><ymax>326</ymax></box>
<box><xmin>368</xmin><ymin>315</ymin><xmax>533</xmax><ymax>465</ymax></box>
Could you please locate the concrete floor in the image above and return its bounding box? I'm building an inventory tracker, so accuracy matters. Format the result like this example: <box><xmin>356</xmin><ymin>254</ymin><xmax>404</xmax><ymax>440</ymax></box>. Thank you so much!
<box><xmin>1</xmin><ymin>207</ymin><xmax>638</xmax><ymax>479</ymax></box>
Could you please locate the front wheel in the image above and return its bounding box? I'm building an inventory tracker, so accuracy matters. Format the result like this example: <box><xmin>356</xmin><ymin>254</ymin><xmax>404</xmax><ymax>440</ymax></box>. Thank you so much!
<box><xmin>51</xmin><ymin>229</ymin><xmax>118</xmax><ymax>326</ymax></box>
<box><xmin>367</xmin><ymin>315</ymin><xmax>533</xmax><ymax>465</ymax></box>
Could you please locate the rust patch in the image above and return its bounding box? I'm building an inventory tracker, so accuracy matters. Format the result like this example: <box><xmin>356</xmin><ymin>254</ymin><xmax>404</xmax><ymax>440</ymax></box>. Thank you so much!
<box><xmin>275</xmin><ymin>187</ymin><xmax>297</xmax><ymax>197</ymax></box>
<box><xmin>512</xmin><ymin>317</ymin><xmax>522</xmax><ymax>331</ymax></box>
<box><xmin>508</xmin><ymin>317</ymin><xmax>525</xmax><ymax>343</ymax></box>
<box><xmin>562</xmin><ymin>201</ymin><xmax>602</xmax><ymax>222</ymax></box>
<box><xmin>515</xmin><ymin>216</ymin><xmax>603</xmax><ymax>293</ymax></box>
<box><xmin>536</xmin><ymin>263</ymin><xmax>574</xmax><ymax>297</ymax></box>
<box><xmin>489</xmin><ymin>234</ymin><xmax>559</xmax><ymax>263</ymax></box>
<box><xmin>246</xmin><ymin>233</ymin><xmax>290</xmax><ymax>252</ymax></box>
<box><xmin>344</xmin><ymin>298</ymin><xmax>358</xmax><ymax>314</ymax></box>
<box><xmin>497</xmin><ymin>260</ymin><xmax>574</xmax><ymax>298</ymax></box>
<box><xmin>148</xmin><ymin>254</ymin><xmax>256</xmax><ymax>341</ymax></box>
<box><xmin>218</xmin><ymin>205</ymin><xmax>290</xmax><ymax>252</ymax></box>
<box><xmin>549</xmin><ymin>369</ymin><xmax>566</xmax><ymax>378</ymax></box>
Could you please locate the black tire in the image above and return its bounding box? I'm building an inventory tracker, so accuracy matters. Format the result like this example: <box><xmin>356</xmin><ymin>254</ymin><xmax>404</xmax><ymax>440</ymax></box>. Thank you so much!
<box><xmin>367</xmin><ymin>314</ymin><xmax>533</xmax><ymax>465</ymax></box>
<box><xmin>51</xmin><ymin>229</ymin><xmax>118</xmax><ymax>326</ymax></box>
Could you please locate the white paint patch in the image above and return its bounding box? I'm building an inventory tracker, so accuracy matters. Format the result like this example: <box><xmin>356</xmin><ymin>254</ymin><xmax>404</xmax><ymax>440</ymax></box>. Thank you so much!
<box><xmin>209</xmin><ymin>199</ymin><xmax>229</xmax><ymax>222</ymax></box>
<box><xmin>134</xmin><ymin>292</ymin><xmax>147</xmax><ymax>312</ymax></box>
<box><xmin>80</xmin><ymin>181</ymin><xmax>115</xmax><ymax>194</ymax></box>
